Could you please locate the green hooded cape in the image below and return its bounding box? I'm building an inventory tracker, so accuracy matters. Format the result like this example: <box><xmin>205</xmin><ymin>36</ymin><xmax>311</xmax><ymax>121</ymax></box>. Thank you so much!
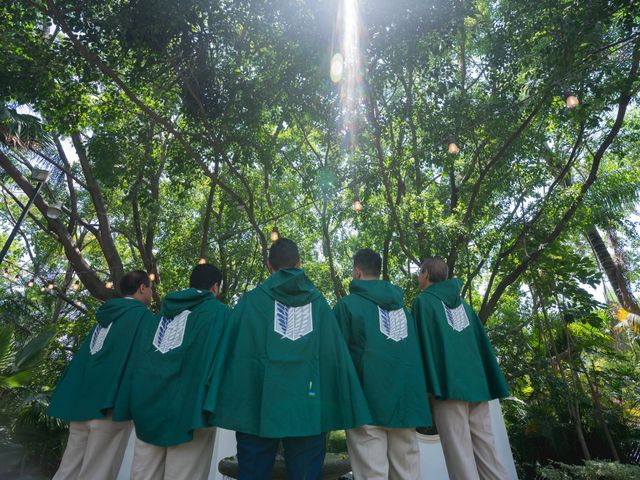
<box><xmin>113</xmin><ymin>289</ymin><xmax>230</xmax><ymax>446</ymax></box>
<box><xmin>48</xmin><ymin>298</ymin><xmax>152</xmax><ymax>422</ymax></box>
<box><xmin>412</xmin><ymin>278</ymin><xmax>509</xmax><ymax>402</ymax></box>
<box><xmin>205</xmin><ymin>268</ymin><xmax>371</xmax><ymax>438</ymax></box>
<box><xmin>334</xmin><ymin>280</ymin><xmax>432</xmax><ymax>428</ymax></box>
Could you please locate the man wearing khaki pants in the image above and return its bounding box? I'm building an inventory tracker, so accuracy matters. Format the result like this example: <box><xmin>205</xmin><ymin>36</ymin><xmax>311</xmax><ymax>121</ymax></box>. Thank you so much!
<box><xmin>49</xmin><ymin>271</ymin><xmax>154</xmax><ymax>480</ymax></box>
<box><xmin>413</xmin><ymin>257</ymin><xmax>510</xmax><ymax>480</ymax></box>
<box><xmin>114</xmin><ymin>263</ymin><xmax>230</xmax><ymax>480</ymax></box>
<box><xmin>334</xmin><ymin>249</ymin><xmax>433</xmax><ymax>480</ymax></box>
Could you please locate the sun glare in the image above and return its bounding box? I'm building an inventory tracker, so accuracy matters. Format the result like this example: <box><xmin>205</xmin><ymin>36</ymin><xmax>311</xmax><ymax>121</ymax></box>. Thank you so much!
<box><xmin>333</xmin><ymin>0</ymin><xmax>364</xmax><ymax>156</ymax></box>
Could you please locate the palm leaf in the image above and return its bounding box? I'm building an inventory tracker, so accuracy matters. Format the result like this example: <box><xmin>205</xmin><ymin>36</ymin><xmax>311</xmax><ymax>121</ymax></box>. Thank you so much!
<box><xmin>14</xmin><ymin>328</ymin><xmax>55</xmax><ymax>370</ymax></box>
<box><xmin>0</xmin><ymin>326</ymin><xmax>16</xmax><ymax>372</ymax></box>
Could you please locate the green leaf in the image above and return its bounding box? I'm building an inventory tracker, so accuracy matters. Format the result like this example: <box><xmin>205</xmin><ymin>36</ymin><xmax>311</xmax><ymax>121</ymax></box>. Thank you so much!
<box><xmin>14</xmin><ymin>328</ymin><xmax>55</xmax><ymax>370</ymax></box>
<box><xmin>0</xmin><ymin>326</ymin><xmax>16</xmax><ymax>372</ymax></box>
<box><xmin>1</xmin><ymin>369</ymin><xmax>33</xmax><ymax>388</ymax></box>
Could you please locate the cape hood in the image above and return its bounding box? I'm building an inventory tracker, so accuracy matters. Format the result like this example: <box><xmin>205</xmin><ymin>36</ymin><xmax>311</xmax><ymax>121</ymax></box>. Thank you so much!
<box><xmin>95</xmin><ymin>297</ymin><xmax>147</xmax><ymax>327</ymax></box>
<box><xmin>349</xmin><ymin>279</ymin><xmax>404</xmax><ymax>310</ymax></box>
<box><xmin>160</xmin><ymin>288</ymin><xmax>215</xmax><ymax>318</ymax></box>
<box><xmin>259</xmin><ymin>268</ymin><xmax>321</xmax><ymax>306</ymax></box>
<box><xmin>424</xmin><ymin>278</ymin><xmax>463</xmax><ymax>308</ymax></box>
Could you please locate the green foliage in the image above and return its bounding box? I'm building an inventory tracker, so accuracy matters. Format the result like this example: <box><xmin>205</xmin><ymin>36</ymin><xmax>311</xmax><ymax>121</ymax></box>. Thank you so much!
<box><xmin>538</xmin><ymin>461</ymin><xmax>640</xmax><ymax>480</ymax></box>
<box><xmin>1</xmin><ymin>0</ymin><xmax>640</xmax><ymax>475</ymax></box>
<box><xmin>0</xmin><ymin>327</ymin><xmax>55</xmax><ymax>388</ymax></box>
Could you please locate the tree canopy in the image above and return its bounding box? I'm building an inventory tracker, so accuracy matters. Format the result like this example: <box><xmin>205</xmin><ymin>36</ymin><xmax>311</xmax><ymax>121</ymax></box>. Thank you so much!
<box><xmin>1</xmin><ymin>0</ymin><xmax>640</xmax><ymax>477</ymax></box>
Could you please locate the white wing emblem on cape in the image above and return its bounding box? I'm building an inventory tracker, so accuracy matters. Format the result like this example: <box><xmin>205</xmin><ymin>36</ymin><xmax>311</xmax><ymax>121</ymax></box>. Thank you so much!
<box><xmin>89</xmin><ymin>323</ymin><xmax>112</xmax><ymax>355</ymax></box>
<box><xmin>443</xmin><ymin>302</ymin><xmax>470</xmax><ymax>332</ymax></box>
<box><xmin>378</xmin><ymin>307</ymin><xmax>408</xmax><ymax>341</ymax></box>
<box><xmin>274</xmin><ymin>301</ymin><xmax>313</xmax><ymax>340</ymax></box>
<box><xmin>153</xmin><ymin>310</ymin><xmax>191</xmax><ymax>354</ymax></box>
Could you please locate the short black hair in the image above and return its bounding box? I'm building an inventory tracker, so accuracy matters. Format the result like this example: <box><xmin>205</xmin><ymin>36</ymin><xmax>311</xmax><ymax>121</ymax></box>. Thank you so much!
<box><xmin>353</xmin><ymin>248</ymin><xmax>381</xmax><ymax>277</ymax></box>
<box><xmin>420</xmin><ymin>257</ymin><xmax>449</xmax><ymax>283</ymax></box>
<box><xmin>268</xmin><ymin>238</ymin><xmax>300</xmax><ymax>271</ymax></box>
<box><xmin>119</xmin><ymin>270</ymin><xmax>150</xmax><ymax>296</ymax></box>
<box><xmin>190</xmin><ymin>264</ymin><xmax>223</xmax><ymax>290</ymax></box>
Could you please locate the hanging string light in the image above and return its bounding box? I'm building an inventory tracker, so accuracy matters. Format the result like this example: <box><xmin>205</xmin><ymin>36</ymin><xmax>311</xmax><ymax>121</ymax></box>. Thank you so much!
<box><xmin>40</xmin><ymin>286</ymin><xmax>46</xmax><ymax>292</ymax></box>
<box><xmin>270</xmin><ymin>227</ymin><xmax>280</xmax><ymax>242</ymax></box>
<box><xmin>149</xmin><ymin>272</ymin><xmax>156</xmax><ymax>282</ymax></box>
<box><xmin>72</xmin><ymin>280</ymin><xmax>80</xmax><ymax>291</ymax></box>
<box><xmin>27</xmin><ymin>278</ymin><xmax>35</xmax><ymax>287</ymax></box>
<box><xmin>352</xmin><ymin>196</ymin><xmax>363</xmax><ymax>212</ymax></box>
<box><xmin>105</xmin><ymin>281</ymin><xmax>113</xmax><ymax>289</ymax></box>
<box><xmin>2</xmin><ymin>269</ymin><xmax>8</xmax><ymax>279</ymax></box>
<box><xmin>198</xmin><ymin>258</ymin><xmax>207</xmax><ymax>265</ymax></box>
<box><xmin>563</xmin><ymin>91</ymin><xmax>580</xmax><ymax>108</ymax></box>
<box><xmin>447</xmin><ymin>136</ymin><xmax>460</xmax><ymax>155</ymax></box>
<box><xmin>47</xmin><ymin>282</ymin><xmax>55</xmax><ymax>290</ymax></box>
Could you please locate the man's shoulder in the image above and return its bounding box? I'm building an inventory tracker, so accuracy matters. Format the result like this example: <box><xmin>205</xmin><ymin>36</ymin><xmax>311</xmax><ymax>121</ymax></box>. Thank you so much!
<box><xmin>196</xmin><ymin>296</ymin><xmax>231</xmax><ymax>314</ymax></box>
<box><xmin>415</xmin><ymin>289</ymin><xmax>437</xmax><ymax>304</ymax></box>
<box><xmin>335</xmin><ymin>293</ymin><xmax>356</xmax><ymax>306</ymax></box>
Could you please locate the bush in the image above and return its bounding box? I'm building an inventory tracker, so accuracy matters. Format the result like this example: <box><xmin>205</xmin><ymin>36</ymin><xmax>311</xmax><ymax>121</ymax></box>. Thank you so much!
<box><xmin>538</xmin><ymin>460</ymin><xmax>640</xmax><ymax>480</ymax></box>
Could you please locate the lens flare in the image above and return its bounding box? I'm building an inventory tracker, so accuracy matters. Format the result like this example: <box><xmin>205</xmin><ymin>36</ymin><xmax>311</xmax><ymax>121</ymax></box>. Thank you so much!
<box><xmin>330</xmin><ymin>53</ymin><xmax>344</xmax><ymax>83</ymax></box>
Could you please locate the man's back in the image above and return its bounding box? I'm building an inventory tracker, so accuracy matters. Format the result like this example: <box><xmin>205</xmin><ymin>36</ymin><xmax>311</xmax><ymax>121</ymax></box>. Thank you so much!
<box><xmin>208</xmin><ymin>267</ymin><xmax>371</xmax><ymax>437</ymax></box>
<box><xmin>118</xmin><ymin>288</ymin><xmax>230</xmax><ymax>446</ymax></box>
<box><xmin>334</xmin><ymin>279</ymin><xmax>431</xmax><ymax>428</ymax></box>
<box><xmin>49</xmin><ymin>297</ymin><xmax>151</xmax><ymax>422</ymax></box>
<box><xmin>413</xmin><ymin>278</ymin><xmax>509</xmax><ymax>402</ymax></box>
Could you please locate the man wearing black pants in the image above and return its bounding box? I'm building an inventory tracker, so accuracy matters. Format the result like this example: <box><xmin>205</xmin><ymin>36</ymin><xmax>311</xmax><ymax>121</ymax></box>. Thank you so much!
<box><xmin>205</xmin><ymin>238</ymin><xmax>371</xmax><ymax>479</ymax></box>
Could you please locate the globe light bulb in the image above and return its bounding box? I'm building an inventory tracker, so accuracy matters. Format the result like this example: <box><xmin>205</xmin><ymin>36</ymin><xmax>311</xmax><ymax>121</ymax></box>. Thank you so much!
<box><xmin>149</xmin><ymin>272</ymin><xmax>156</xmax><ymax>282</ymax></box>
<box><xmin>198</xmin><ymin>258</ymin><xmax>207</xmax><ymax>265</ymax></box>
<box><xmin>47</xmin><ymin>282</ymin><xmax>54</xmax><ymax>290</ymax></box>
<box><xmin>565</xmin><ymin>94</ymin><xmax>579</xmax><ymax>108</ymax></box>
<box><xmin>353</xmin><ymin>198</ymin><xmax>363</xmax><ymax>212</ymax></box>
<box><xmin>72</xmin><ymin>281</ymin><xmax>80</xmax><ymax>291</ymax></box>
<box><xmin>105</xmin><ymin>281</ymin><xmax>113</xmax><ymax>289</ymax></box>
<box><xmin>447</xmin><ymin>138</ymin><xmax>460</xmax><ymax>155</ymax></box>
<box><xmin>27</xmin><ymin>279</ymin><xmax>35</xmax><ymax>288</ymax></box>
<box><xmin>270</xmin><ymin>227</ymin><xmax>280</xmax><ymax>242</ymax></box>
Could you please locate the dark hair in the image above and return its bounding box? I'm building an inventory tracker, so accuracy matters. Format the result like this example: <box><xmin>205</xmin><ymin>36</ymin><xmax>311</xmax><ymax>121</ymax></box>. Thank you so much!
<box><xmin>353</xmin><ymin>248</ymin><xmax>381</xmax><ymax>277</ymax></box>
<box><xmin>190</xmin><ymin>264</ymin><xmax>223</xmax><ymax>290</ymax></box>
<box><xmin>119</xmin><ymin>270</ymin><xmax>150</xmax><ymax>296</ymax></box>
<box><xmin>420</xmin><ymin>257</ymin><xmax>449</xmax><ymax>283</ymax></box>
<box><xmin>268</xmin><ymin>238</ymin><xmax>300</xmax><ymax>271</ymax></box>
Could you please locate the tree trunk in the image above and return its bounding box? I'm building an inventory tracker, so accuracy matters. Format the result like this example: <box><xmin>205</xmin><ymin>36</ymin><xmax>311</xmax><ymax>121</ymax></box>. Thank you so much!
<box><xmin>585</xmin><ymin>363</ymin><xmax>620</xmax><ymax>461</ymax></box>
<box><xmin>537</xmin><ymin>287</ymin><xmax>592</xmax><ymax>460</ymax></box>
<box><xmin>586</xmin><ymin>226</ymin><xmax>640</xmax><ymax>314</ymax></box>
<box><xmin>71</xmin><ymin>132</ymin><xmax>124</xmax><ymax>288</ymax></box>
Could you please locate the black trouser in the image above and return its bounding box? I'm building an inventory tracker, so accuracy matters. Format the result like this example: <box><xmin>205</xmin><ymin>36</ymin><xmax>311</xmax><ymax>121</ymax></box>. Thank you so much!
<box><xmin>236</xmin><ymin>431</ymin><xmax>327</xmax><ymax>480</ymax></box>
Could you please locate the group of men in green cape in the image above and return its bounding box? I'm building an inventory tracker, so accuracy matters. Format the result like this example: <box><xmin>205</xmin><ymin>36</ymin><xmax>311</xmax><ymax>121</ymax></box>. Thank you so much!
<box><xmin>48</xmin><ymin>238</ymin><xmax>511</xmax><ymax>480</ymax></box>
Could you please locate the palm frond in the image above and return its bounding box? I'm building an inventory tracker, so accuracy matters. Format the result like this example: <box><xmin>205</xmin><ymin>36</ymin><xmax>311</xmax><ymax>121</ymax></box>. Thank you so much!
<box><xmin>0</xmin><ymin>105</ymin><xmax>53</xmax><ymax>150</ymax></box>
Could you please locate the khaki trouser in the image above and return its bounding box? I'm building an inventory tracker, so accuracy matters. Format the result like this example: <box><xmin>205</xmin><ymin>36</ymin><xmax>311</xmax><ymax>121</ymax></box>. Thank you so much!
<box><xmin>130</xmin><ymin>427</ymin><xmax>216</xmax><ymax>480</ymax></box>
<box><xmin>432</xmin><ymin>399</ymin><xmax>508</xmax><ymax>480</ymax></box>
<box><xmin>346</xmin><ymin>425</ymin><xmax>421</xmax><ymax>480</ymax></box>
<box><xmin>53</xmin><ymin>415</ymin><xmax>132</xmax><ymax>480</ymax></box>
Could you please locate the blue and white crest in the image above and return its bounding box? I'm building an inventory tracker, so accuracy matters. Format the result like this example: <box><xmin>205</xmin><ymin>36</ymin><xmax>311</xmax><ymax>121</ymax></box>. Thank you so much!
<box><xmin>152</xmin><ymin>310</ymin><xmax>190</xmax><ymax>354</ymax></box>
<box><xmin>274</xmin><ymin>301</ymin><xmax>313</xmax><ymax>341</ymax></box>
<box><xmin>89</xmin><ymin>323</ymin><xmax>112</xmax><ymax>355</ymax></box>
<box><xmin>378</xmin><ymin>307</ymin><xmax>408</xmax><ymax>341</ymax></box>
<box><xmin>443</xmin><ymin>302</ymin><xmax>470</xmax><ymax>332</ymax></box>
